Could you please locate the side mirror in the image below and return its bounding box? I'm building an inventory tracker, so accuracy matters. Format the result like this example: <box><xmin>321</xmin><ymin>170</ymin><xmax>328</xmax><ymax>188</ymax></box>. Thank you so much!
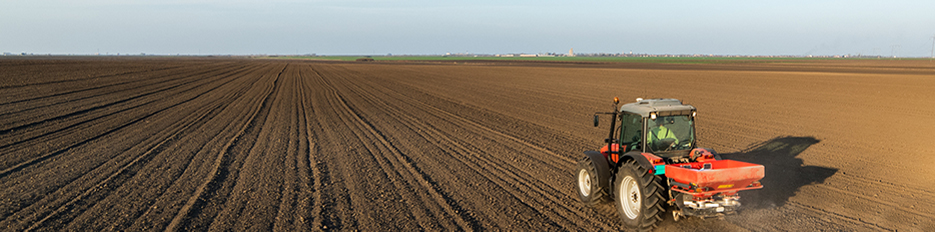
<box><xmin>593</xmin><ymin>115</ymin><xmax>600</xmax><ymax>127</ymax></box>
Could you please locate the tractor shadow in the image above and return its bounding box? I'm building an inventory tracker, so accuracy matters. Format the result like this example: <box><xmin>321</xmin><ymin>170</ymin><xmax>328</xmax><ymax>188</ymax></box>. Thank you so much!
<box><xmin>719</xmin><ymin>136</ymin><xmax>837</xmax><ymax>209</ymax></box>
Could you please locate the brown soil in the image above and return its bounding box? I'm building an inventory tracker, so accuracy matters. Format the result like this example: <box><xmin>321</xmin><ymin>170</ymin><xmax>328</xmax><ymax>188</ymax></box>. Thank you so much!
<box><xmin>1</xmin><ymin>57</ymin><xmax>933</xmax><ymax>231</ymax></box>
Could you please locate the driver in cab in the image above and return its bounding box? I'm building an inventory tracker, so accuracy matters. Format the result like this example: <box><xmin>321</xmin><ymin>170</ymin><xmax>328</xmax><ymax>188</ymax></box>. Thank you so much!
<box><xmin>649</xmin><ymin>116</ymin><xmax>679</xmax><ymax>150</ymax></box>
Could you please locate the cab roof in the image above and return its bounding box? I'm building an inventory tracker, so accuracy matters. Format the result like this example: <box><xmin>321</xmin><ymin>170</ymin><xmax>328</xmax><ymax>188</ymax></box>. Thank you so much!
<box><xmin>619</xmin><ymin>98</ymin><xmax>696</xmax><ymax>117</ymax></box>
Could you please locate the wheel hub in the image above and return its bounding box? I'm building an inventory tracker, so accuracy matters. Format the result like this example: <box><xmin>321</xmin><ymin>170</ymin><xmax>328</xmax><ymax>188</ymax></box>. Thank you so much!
<box><xmin>620</xmin><ymin>176</ymin><xmax>641</xmax><ymax>219</ymax></box>
<box><xmin>577</xmin><ymin>169</ymin><xmax>591</xmax><ymax>196</ymax></box>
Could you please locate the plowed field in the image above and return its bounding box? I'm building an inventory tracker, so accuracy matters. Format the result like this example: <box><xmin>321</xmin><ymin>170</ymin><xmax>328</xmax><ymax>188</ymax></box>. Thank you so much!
<box><xmin>2</xmin><ymin>57</ymin><xmax>934</xmax><ymax>231</ymax></box>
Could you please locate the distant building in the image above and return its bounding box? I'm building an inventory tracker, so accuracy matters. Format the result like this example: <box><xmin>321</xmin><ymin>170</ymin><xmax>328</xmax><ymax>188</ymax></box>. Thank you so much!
<box><xmin>568</xmin><ymin>48</ymin><xmax>575</xmax><ymax>57</ymax></box>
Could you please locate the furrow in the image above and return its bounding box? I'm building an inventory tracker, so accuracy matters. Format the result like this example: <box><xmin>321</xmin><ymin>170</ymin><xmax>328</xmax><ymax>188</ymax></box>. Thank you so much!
<box><xmin>0</xmin><ymin>62</ymin><xmax>223</xmax><ymax>108</ymax></box>
<box><xmin>22</xmin><ymin>96</ymin><xmax>221</xmax><ymax>231</ymax></box>
<box><xmin>292</xmin><ymin>66</ymin><xmax>318</xmax><ymax>231</ymax></box>
<box><xmin>387</xmin><ymin>104</ymin><xmax>614</xmax><ymax>229</ymax></box>
<box><xmin>298</xmin><ymin>64</ymin><xmax>323</xmax><ymax>231</ymax></box>
<box><xmin>272</xmin><ymin>65</ymin><xmax>305</xmax><ymax>231</ymax></box>
<box><xmin>787</xmin><ymin>201</ymin><xmax>895</xmax><ymax>231</ymax></box>
<box><xmin>0</xmin><ymin>62</ymin><xmax>247</xmax><ymax>136</ymax></box>
<box><xmin>0</xmin><ymin>63</ymin><xmax>192</xmax><ymax>90</ymax></box>
<box><xmin>332</xmin><ymin>90</ymin><xmax>468</xmax><ymax>230</ymax></box>
<box><xmin>328</xmin><ymin>67</ymin><xmax>614</xmax><ymax>229</ymax></box>
<box><xmin>0</xmin><ymin>63</ymin><xmax>266</xmax><ymax>230</ymax></box>
<box><xmin>214</xmin><ymin>63</ymin><xmax>293</xmax><ymax>231</ymax></box>
<box><xmin>181</xmin><ymin>64</ymin><xmax>285</xmax><ymax>231</ymax></box>
<box><xmin>120</xmin><ymin>63</ymin><xmax>278</xmax><ymax>231</ymax></box>
<box><xmin>55</xmin><ymin>63</ymin><xmax>270</xmax><ymax>231</ymax></box>
<box><xmin>0</xmin><ymin>63</ymin><xmax>259</xmax><ymax>177</ymax></box>
<box><xmin>164</xmin><ymin>63</ymin><xmax>285</xmax><ymax>232</ymax></box>
<box><xmin>311</xmin><ymin>65</ymin><xmax>483</xmax><ymax>230</ymax></box>
<box><xmin>330</xmin><ymin>65</ymin><xmax>576</xmax><ymax>167</ymax></box>
<box><xmin>302</xmin><ymin>67</ymin><xmax>356</xmax><ymax>230</ymax></box>
<box><xmin>0</xmin><ymin>63</ymin><xmax>254</xmax><ymax>169</ymax></box>
<box><xmin>313</xmin><ymin>76</ymin><xmax>453</xmax><ymax>230</ymax></box>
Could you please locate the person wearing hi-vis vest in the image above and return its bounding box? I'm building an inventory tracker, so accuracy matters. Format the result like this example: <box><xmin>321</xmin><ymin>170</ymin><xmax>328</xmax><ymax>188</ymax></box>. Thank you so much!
<box><xmin>649</xmin><ymin>116</ymin><xmax>679</xmax><ymax>151</ymax></box>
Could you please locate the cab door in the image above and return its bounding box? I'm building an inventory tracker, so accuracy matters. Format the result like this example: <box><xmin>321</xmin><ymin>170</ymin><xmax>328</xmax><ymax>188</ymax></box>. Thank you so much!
<box><xmin>617</xmin><ymin>113</ymin><xmax>643</xmax><ymax>153</ymax></box>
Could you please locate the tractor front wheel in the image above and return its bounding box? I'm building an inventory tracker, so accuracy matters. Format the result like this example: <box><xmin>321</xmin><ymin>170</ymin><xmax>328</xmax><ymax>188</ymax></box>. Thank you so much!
<box><xmin>614</xmin><ymin>160</ymin><xmax>666</xmax><ymax>231</ymax></box>
<box><xmin>575</xmin><ymin>156</ymin><xmax>609</xmax><ymax>205</ymax></box>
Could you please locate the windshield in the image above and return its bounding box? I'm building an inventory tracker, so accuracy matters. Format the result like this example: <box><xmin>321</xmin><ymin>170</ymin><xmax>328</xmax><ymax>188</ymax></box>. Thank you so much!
<box><xmin>647</xmin><ymin>115</ymin><xmax>694</xmax><ymax>152</ymax></box>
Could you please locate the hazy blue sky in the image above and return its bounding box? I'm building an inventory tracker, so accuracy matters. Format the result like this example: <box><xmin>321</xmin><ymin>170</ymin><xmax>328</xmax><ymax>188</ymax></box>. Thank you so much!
<box><xmin>3</xmin><ymin>0</ymin><xmax>934</xmax><ymax>56</ymax></box>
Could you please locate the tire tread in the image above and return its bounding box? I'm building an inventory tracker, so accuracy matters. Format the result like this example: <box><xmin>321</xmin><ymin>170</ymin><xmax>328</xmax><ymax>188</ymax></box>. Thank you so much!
<box><xmin>618</xmin><ymin>160</ymin><xmax>667</xmax><ymax>231</ymax></box>
<box><xmin>577</xmin><ymin>156</ymin><xmax>609</xmax><ymax>205</ymax></box>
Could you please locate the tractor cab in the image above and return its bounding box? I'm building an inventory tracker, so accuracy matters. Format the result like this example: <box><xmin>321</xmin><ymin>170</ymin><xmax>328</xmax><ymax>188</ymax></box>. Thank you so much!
<box><xmin>617</xmin><ymin>98</ymin><xmax>696</xmax><ymax>158</ymax></box>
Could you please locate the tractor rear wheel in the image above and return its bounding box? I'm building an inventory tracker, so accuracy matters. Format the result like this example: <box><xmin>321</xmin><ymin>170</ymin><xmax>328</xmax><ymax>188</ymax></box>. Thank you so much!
<box><xmin>614</xmin><ymin>160</ymin><xmax>666</xmax><ymax>231</ymax></box>
<box><xmin>575</xmin><ymin>156</ymin><xmax>609</xmax><ymax>205</ymax></box>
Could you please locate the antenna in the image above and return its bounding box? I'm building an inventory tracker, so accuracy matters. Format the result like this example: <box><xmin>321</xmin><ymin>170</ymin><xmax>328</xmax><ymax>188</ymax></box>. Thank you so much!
<box><xmin>931</xmin><ymin>35</ymin><xmax>935</xmax><ymax>59</ymax></box>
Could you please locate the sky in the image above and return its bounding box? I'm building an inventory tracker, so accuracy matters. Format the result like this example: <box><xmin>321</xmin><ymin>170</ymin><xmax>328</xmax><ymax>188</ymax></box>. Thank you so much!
<box><xmin>3</xmin><ymin>0</ymin><xmax>934</xmax><ymax>56</ymax></box>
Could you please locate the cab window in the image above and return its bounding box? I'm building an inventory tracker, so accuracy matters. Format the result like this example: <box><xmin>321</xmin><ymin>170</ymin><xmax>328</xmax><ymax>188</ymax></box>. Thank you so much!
<box><xmin>618</xmin><ymin>113</ymin><xmax>642</xmax><ymax>152</ymax></box>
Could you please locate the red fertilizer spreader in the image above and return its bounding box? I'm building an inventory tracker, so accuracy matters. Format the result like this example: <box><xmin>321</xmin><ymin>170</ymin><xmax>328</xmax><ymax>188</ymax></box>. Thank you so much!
<box><xmin>665</xmin><ymin>159</ymin><xmax>764</xmax><ymax>220</ymax></box>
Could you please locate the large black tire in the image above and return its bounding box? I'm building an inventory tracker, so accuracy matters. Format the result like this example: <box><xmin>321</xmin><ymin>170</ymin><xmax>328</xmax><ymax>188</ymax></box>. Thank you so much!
<box><xmin>614</xmin><ymin>160</ymin><xmax>666</xmax><ymax>231</ymax></box>
<box><xmin>575</xmin><ymin>156</ymin><xmax>609</xmax><ymax>205</ymax></box>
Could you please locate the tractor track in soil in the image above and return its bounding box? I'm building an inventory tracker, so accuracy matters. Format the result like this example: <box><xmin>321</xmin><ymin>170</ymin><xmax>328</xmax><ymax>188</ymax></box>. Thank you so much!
<box><xmin>1</xmin><ymin>57</ymin><xmax>933</xmax><ymax>231</ymax></box>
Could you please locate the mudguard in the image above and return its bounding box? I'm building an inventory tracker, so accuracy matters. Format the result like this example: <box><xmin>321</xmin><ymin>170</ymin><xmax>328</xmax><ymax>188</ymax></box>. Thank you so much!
<box><xmin>622</xmin><ymin>151</ymin><xmax>656</xmax><ymax>174</ymax></box>
<box><xmin>583</xmin><ymin>151</ymin><xmax>611</xmax><ymax>191</ymax></box>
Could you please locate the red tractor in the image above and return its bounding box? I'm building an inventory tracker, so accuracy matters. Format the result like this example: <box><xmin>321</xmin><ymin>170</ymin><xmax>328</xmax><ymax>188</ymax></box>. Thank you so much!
<box><xmin>576</xmin><ymin>98</ymin><xmax>764</xmax><ymax>231</ymax></box>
